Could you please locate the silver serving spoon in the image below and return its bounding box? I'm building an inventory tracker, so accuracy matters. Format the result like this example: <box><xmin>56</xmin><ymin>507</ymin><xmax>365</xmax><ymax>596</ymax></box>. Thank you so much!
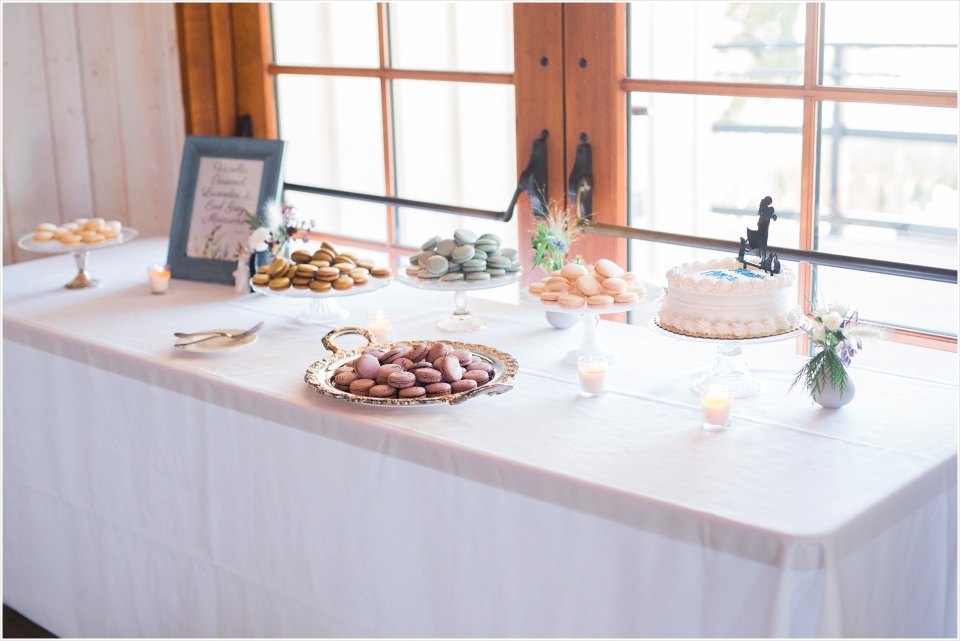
<box><xmin>175</xmin><ymin>322</ymin><xmax>264</xmax><ymax>347</ymax></box>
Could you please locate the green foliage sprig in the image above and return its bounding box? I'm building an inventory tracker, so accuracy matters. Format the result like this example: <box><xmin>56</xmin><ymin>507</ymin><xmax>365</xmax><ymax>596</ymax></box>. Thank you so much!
<box><xmin>789</xmin><ymin>300</ymin><xmax>883</xmax><ymax>399</ymax></box>
<box><xmin>530</xmin><ymin>201</ymin><xmax>581</xmax><ymax>275</ymax></box>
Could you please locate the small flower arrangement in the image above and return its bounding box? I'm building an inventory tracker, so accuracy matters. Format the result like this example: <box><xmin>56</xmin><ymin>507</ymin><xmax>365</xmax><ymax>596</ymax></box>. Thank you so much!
<box><xmin>790</xmin><ymin>302</ymin><xmax>882</xmax><ymax>399</ymax></box>
<box><xmin>530</xmin><ymin>201</ymin><xmax>581</xmax><ymax>275</ymax></box>
<box><xmin>245</xmin><ymin>200</ymin><xmax>313</xmax><ymax>256</ymax></box>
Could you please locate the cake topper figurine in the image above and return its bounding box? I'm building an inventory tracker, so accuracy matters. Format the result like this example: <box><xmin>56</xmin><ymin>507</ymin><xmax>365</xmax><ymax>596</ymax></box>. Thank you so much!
<box><xmin>738</xmin><ymin>196</ymin><xmax>781</xmax><ymax>275</ymax></box>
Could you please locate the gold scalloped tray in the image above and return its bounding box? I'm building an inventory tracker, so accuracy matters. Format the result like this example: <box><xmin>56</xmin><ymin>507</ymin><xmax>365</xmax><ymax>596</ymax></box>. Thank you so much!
<box><xmin>305</xmin><ymin>327</ymin><xmax>519</xmax><ymax>406</ymax></box>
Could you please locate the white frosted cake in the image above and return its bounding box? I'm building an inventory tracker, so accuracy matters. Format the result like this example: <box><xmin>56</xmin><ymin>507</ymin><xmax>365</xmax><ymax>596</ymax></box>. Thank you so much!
<box><xmin>658</xmin><ymin>257</ymin><xmax>803</xmax><ymax>339</ymax></box>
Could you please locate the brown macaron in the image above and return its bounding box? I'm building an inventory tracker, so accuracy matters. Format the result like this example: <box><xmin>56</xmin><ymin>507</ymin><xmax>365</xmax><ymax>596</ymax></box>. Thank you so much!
<box><xmin>332</xmin><ymin>276</ymin><xmax>354</xmax><ymax>291</ymax></box>
<box><xmin>315</xmin><ymin>267</ymin><xmax>340</xmax><ymax>281</ymax></box>
<box><xmin>371</xmin><ymin>267</ymin><xmax>391</xmax><ymax>279</ymax></box>
<box><xmin>251</xmin><ymin>273</ymin><xmax>271</xmax><ymax>287</ymax></box>
<box><xmin>398</xmin><ymin>386</ymin><xmax>426</xmax><ymax>399</ymax></box>
<box><xmin>267</xmin><ymin>257</ymin><xmax>288</xmax><ymax>276</ymax></box>
<box><xmin>309</xmin><ymin>280</ymin><xmax>332</xmax><ymax>293</ymax></box>
<box><xmin>349</xmin><ymin>379</ymin><xmax>376</xmax><ymax>396</ymax></box>
<box><xmin>291</xmin><ymin>250</ymin><xmax>313</xmax><ymax>264</ymax></box>
<box><xmin>268</xmin><ymin>277</ymin><xmax>291</xmax><ymax>290</ymax></box>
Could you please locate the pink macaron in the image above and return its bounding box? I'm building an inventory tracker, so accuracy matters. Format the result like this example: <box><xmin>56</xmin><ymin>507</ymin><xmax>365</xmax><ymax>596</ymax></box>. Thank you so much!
<box><xmin>451</xmin><ymin>349</ymin><xmax>473</xmax><ymax>367</ymax></box>
<box><xmin>406</xmin><ymin>361</ymin><xmax>433</xmax><ymax>370</ymax></box>
<box><xmin>333</xmin><ymin>370</ymin><xmax>360</xmax><ymax>387</ymax></box>
<box><xmin>376</xmin><ymin>363</ymin><xmax>404</xmax><ymax>384</ymax></box>
<box><xmin>406</xmin><ymin>343</ymin><xmax>429</xmax><ymax>362</ymax></box>
<box><xmin>462</xmin><ymin>370</ymin><xmax>489</xmax><ymax>384</ymax></box>
<box><xmin>369</xmin><ymin>384</ymin><xmax>398</xmax><ymax>398</ymax></box>
<box><xmin>426</xmin><ymin>342</ymin><xmax>451</xmax><ymax>363</ymax></box>
<box><xmin>395</xmin><ymin>357</ymin><xmax>415</xmax><ymax>370</ymax></box>
<box><xmin>414</xmin><ymin>368</ymin><xmax>443</xmax><ymax>384</ymax></box>
<box><xmin>379</xmin><ymin>345</ymin><xmax>409</xmax><ymax>364</ymax></box>
<box><xmin>437</xmin><ymin>355</ymin><xmax>463</xmax><ymax>383</ymax></box>
<box><xmin>424</xmin><ymin>382</ymin><xmax>451</xmax><ymax>396</ymax></box>
<box><xmin>451</xmin><ymin>379</ymin><xmax>477</xmax><ymax>393</ymax></box>
<box><xmin>466</xmin><ymin>361</ymin><xmax>494</xmax><ymax>375</ymax></box>
<box><xmin>399</xmin><ymin>386</ymin><xmax>426</xmax><ymax>399</ymax></box>
<box><xmin>354</xmin><ymin>354</ymin><xmax>381</xmax><ymax>379</ymax></box>
<box><xmin>387</xmin><ymin>371</ymin><xmax>417</xmax><ymax>388</ymax></box>
<box><xmin>362</xmin><ymin>347</ymin><xmax>386</xmax><ymax>359</ymax></box>
<box><xmin>349</xmin><ymin>379</ymin><xmax>376</xmax><ymax>396</ymax></box>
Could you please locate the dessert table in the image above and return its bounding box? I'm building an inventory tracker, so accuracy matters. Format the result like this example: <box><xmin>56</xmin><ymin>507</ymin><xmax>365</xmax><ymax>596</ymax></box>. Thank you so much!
<box><xmin>3</xmin><ymin>238</ymin><xmax>956</xmax><ymax>638</ymax></box>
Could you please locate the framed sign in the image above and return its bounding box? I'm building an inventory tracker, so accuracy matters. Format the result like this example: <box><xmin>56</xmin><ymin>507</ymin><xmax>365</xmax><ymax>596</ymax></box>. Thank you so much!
<box><xmin>167</xmin><ymin>136</ymin><xmax>286</xmax><ymax>284</ymax></box>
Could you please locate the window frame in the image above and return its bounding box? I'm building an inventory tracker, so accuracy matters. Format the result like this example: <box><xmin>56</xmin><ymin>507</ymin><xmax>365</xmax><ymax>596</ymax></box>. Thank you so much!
<box><xmin>176</xmin><ymin>2</ymin><xmax>957</xmax><ymax>351</ymax></box>
<box><xmin>615</xmin><ymin>2</ymin><xmax>958</xmax><ymax>352</ymax></box>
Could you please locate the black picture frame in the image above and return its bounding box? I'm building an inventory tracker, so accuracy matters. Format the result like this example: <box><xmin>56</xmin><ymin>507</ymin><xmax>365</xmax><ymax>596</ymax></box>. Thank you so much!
<box><xmin>166</xmin><ymin>135</ymin><xmax>286</xmax><ymax>285</ymax></box>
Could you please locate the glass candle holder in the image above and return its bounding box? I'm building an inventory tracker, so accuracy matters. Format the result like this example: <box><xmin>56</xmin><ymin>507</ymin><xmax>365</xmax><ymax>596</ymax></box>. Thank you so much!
<box><xmin>577</xmin><ymin>355</ymin><xmax>608</xmax><ymax>397</ymax></box>
<box><xmin>147</xmin><ymin>264</ymin><xmax>171</xmax><ymax>294</ymax></box>
<box><xmin>366</xmin><ymin>310</ymin><xmax>393</xmax><ymax>343</ymax></box>
<box><xmin>700</xmin><ymin>382</ymin><xmax>733</xmax><ymax>431</ymax></box>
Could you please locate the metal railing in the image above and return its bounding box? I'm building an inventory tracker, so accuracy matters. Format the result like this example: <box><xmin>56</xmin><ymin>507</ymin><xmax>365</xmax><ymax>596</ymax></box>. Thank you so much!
<box><xmin>579</xmin><ymin>220</ymin><xmax>958</xmax><ymax>284</ymax></box>
<box><xmin>283</xmin><ymin>182</ymin><xmax>514</xmax><ymax>221</ymax></box>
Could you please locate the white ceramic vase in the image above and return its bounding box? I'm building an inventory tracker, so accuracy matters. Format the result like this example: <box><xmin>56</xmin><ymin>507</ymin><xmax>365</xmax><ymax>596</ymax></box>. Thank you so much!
<box><xmin>812</xmin><ymin>376</ymin><xmax>856</xmax><ymax>409</ymax></box>
<box><xmin>545</xmin><ymin>311</ymin><xmax>580</xmax><ymax>330</ymax></box>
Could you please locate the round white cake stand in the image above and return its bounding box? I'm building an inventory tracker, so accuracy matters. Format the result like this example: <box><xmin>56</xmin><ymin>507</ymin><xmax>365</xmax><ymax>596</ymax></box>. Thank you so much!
<box><xmin>520</xmin><ymin>283</ymin><xmax>664</xmax><ymax>365</ymax></box>
<box><xmin>251</xmin><ymin>276</ymin><xmax>390</xmax><ymax>324</ymax></box>
<box><xmin>17</xmin><ymin>227</ymin><xmax>139</xmax><ymax>289</ymax></box>
<box><xmin>648</xmin><ymin>317</ymin><xmax>809</xmax><ymax>397</ymax></box>
<box><xmin>397</xmin><ymin>269</ymin><xmax>523</xmax><ymax>332</ymax></box>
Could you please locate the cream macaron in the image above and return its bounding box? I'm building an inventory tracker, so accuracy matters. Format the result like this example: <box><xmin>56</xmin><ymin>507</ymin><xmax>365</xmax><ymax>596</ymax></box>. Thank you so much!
<box><xmin>600</xmin><ymin>277</ymin><xmax>627</xmax><ymax>296</ymax></box>
<box><xmin>544</xmin><ymin>277</ymin><xmax>570</xmax><ymax>293</ymax></box>
<box><xmin>528</xmin><ymin>282</ymin><xmax>547</xmax><ymax>296</ymax></box>
<box><xmin>595</xmin><ymin>259</ymin><xmax>623</xmax><ymax>279</ymax></box>
<box><xmin>558</xmin><ymin>294</ymin><xmax>585</xmax><ymax>309</ymax></box>
<box><xmin>560</xmin><ymin>263</ymin><xmax>588</xmax><ymax>280</ymax></box>
<box><xmin>614</xmin><ymin>292</ymin><xmax>640</xmax><ymax>305</ymax></box>
<box><xmin>539</xmin><ymin>292</ymin><xmax>561</xmax><ymax>304</ymax></box>
<box><xmin>575</xmin><ymin>275</ymin><xmax>602</xmax><ymax>297</ymax></box>
<box><xmin>587</xmin><ymin>294</ymin><xmax>614</xmax><ymax>308</ymax></box>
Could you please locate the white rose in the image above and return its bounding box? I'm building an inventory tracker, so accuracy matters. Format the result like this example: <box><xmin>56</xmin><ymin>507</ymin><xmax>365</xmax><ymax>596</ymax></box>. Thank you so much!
<box><xmin>823</xmin><ymin>311</ymin><xmax>843</xmax><ymax>331</ymax></box>
<box><xmin>811</xmin><ymin>326</ymin><xmax>826</xmax><ymax>343</ymax></box>
<box><xmin>814</xmin><ymin>307</ymin><xmax>828</xmax><ymax>319</ymax></box>
<box><xmin>827</xmin><ymin>302</ymin><xmax>850</xmax><ymax>317</ymax></box>
<box><xmin>248</xmin><ymin>227</ymin><xmax>270</xmax><ymax>252</ymax></box>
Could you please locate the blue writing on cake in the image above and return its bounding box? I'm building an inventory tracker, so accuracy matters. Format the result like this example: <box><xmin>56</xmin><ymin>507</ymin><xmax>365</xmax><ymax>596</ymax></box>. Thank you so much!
<box><xmin>703</xmin><ymin>270</ymin><xmax>738</xmax><ymax>281</ymax></box>
<box><xmin>733</xmin><ymin>268</ymin><xmax>765</xmax><ymax>279</ymax></box>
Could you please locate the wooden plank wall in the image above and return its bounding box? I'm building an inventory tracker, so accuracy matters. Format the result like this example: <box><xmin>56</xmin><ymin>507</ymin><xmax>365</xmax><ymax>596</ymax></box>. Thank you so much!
<box><xmin>2</xmin><ymin>3</ymin><xmax>185</xmax><ymax>264</ymax></box>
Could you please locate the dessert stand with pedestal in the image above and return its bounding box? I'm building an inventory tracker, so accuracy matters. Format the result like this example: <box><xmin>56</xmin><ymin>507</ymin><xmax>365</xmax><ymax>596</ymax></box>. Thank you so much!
<box><xmin>251</xmin><ymin>276</ymin><xmax>390</xmax><ymax>324</ymax></box>
<box><xmin>17</xmin><ymin>228</ymin><xmax>139</xmax><ymax>289</ymax></box>
<box><xmin>648</xmin><ymin>317</ymin><xmax>809</xmax><ymax>397</ymax></box>
<box><xmin>397</xmin><ymin>269</ymin><xmax>523</xmax><ymax>332</ymax></box>
<box><xmin>520</xmin><ymin>283</ymin><xmax>664</xmax><ymax>365</ymax></box>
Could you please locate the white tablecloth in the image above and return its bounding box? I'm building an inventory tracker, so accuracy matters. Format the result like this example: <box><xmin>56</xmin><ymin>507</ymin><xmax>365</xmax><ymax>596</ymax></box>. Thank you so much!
<box><xmin>3</xmin><ymin>238</ymin><xmax>956</xmax><ymax>637</ymax></box>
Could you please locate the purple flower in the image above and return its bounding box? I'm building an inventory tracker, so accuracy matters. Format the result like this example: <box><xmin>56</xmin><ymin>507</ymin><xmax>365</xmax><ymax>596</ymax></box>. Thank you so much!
<box><xmin>837</xmin><ymin>339</ymin><xmax>860</xmax><ymax>367</ymax></box>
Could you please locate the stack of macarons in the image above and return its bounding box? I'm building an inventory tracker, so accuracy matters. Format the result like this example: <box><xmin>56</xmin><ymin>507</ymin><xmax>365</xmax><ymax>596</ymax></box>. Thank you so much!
<box><xmin>32</xmin><ymin>218</ymin><xmax>122</xmax><ymax>246</ymax></box>
<box><xmin>529</xmin><ymin>259</ymin><xmax>647</xmax><ymax>309</ymax></box>
<box><xmin>405</xmin><ymin>230</ymin><xmax>520</xmax><ymax>283</ymax></box>
<box><xmin>331</xmin><ymin>341</ymin><xmax>495</xmax><ymax>399</ymax></box>
<box><xmin>251</xmin><ymin>241</ymin><xmax>391</xmax><ymax>293</ymax></box>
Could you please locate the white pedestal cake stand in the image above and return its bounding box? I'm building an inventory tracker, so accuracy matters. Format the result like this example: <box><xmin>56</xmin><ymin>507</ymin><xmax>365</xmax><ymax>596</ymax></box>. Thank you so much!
<box><xmin>520</xmin><ymin>283</ymin><xmax>664</xmax><ymax>365</ymax></box>
<box><xmin>17</xmin><ymin>227</ymin><xmax>139</xmax><ymax>289</ymax></box>
<box><xmin>251</xmin><ymin>276</ymin><xmax>390</xmax><ymax>324</ymax></box>
<box><xmin>648</xmin><ymin>317</ymin><xmax>809</xmax><ymax>397</ymax></box>
<box><xmin>397</xmin><ymin>269</ymin><xmax>523</xmax><ymax>332</ymax></box>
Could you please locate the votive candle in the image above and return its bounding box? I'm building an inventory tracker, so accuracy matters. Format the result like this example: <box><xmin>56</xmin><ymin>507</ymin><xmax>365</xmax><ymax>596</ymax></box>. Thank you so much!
<box><xmin>577</xmin><ymin>354</ymin><xmax>608</xmax><ymax>397</ymax></box>
<box><xmin>148</xmin><ymin>264</ymin><xmax>171</xmax><ymax>294</ymax></box>
<box><xmin>366</xmin><ymin>310</ymin><xmax>393</xmax><ymax>343</ymax></box>
<box><xmin>700</xmin><ymin>382</ymin><xmax>733</xmax><ymax>431</ymax></box>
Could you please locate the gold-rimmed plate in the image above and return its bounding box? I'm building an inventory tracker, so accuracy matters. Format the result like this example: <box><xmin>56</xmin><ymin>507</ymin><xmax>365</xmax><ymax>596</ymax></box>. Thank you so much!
<box><xmin>305</xmin><ymin>327</ymin><xmax>519</xmax><ymax>406</ymax></box>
